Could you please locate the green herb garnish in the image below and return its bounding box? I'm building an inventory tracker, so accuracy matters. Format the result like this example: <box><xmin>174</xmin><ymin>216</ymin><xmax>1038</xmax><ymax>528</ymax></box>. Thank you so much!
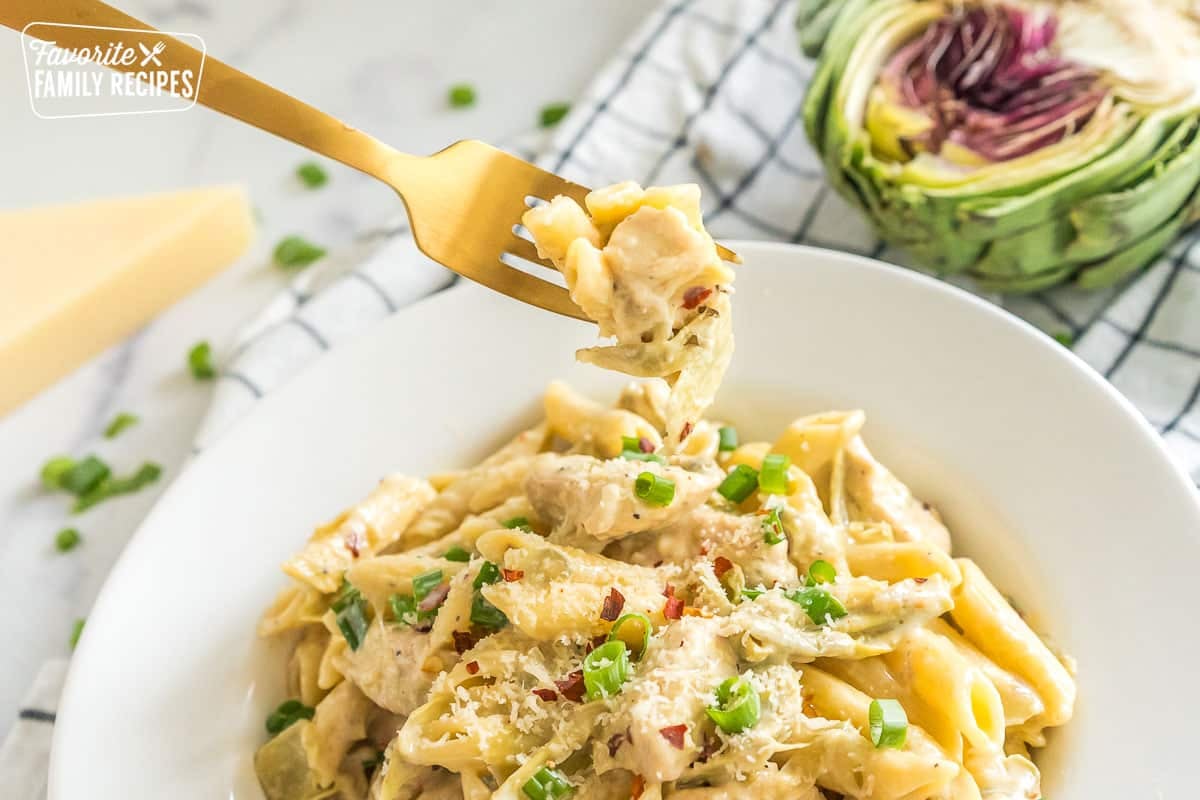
<box><xmin>718</xmin><ymin>464</ymin><xmax>759</xmax><ymax>503</ymax></box>
<box><xmin>786</xmin><ymin>585</ymin><xmax>848</xmax><ymax>625</ymax></box>
<box><xmin>869</xmin><ymin>698</ymin><xmax>908</xmax><ymax>749</ymax></box>
<box><xmin>58</xmin><ymin>455</ymin><xmax>111</xmax><ymax>495</ymax></box>
<box><xmin>273</xmin><ymin>235</ymin><xmax>327</xmax><ymax>269</ymax></box>
<box><xmin>296</xmin><ymin>161</ymin><xmax>328</xmax><ymax>189</ymax></box>
<box><xmin>634</xmin><ymin>471</ymin><xmax>675</xmax><ymax>507</ymax></box>
<box><xmin>69</xmin><ymin>618</ymin><xmax>85</xmax><ymax>649</ymax></box>
<box><xmin>443</xmin><ymin>546</ymin><xmax>471</xmax><ymax>562</ymax></box>
<box><xmin>103</xmin><ymin>412</ymin><xmax>139</xmax><ymax>439</ymax></box>
<box><xmin>55</xmin><ymin>528</ymin><xmax>81</xmax><ymax>553</ymax></box>
<box><xmin>717</xmin><ymin>426</ymin><xmax>738</xmax><ymax>452</ymax></box>
<box><xmin>706</xmin><ymin>675</ymin><xmax>761</xmax><ymax>733</ymax></box>
<box><xmin>448</xmin><ymin>83</ymin><xmax>477</xmax><ymax>108</ymax></box>
<box><xmin>539</xmin><ymin>102</ymin><xmax>570</xmax><ymax>127</ymax></box>
<box><xmin>40</xmin><ymin>456</ymin><xmax>76</xmax><ymax>491</ymax></box>
<box><xmin>73</xmin><ymin>462</ymin><xmax>162</xmax><ymax>513</ymax></box>
<box><xmin>188</xmin><ymin>341</ymin><xmax>216</xmax><ymax>380</ymax></box>
<box><xmin>265</xmin><ymin>698</ymin><xmax>315</xmax><ymax>735</ymax></box>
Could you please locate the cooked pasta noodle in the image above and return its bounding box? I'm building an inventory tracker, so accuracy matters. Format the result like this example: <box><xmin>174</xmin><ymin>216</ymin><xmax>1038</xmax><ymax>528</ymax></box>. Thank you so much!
<box><xmin>253</xmin><ymin>182</ymin><xmax>1073</xmax><ymax>800</ymax></box>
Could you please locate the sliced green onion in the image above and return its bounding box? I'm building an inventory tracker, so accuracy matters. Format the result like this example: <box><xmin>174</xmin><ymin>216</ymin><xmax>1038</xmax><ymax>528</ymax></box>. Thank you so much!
<box><xmin>443</xmin><ymin>546</ymin><xmax>471</xmax><ymax>562</ymax></box>
<box><xmin>869</xmin><ymin>698</ymin><xmax>908</xmax><ymax>749</ymax></box>
<box><xmin>470</xmin><ymin>593</ymin><xmax>508</xmax><ymax>629</ymax></box>
<box><xmin>188</xmin><ymin>340</ymin><xmax>216</xmax><ymax>380</ymax></box>
<box><xmin>635</xmin><ymin>471</ymin><xmax>675</xmax><ymax>507</ymax></box>
<box><xmin>522</xmin><ymin>766</ymin><xmax>574</xmax><ymax>800</ymax></box>
<box><xmin>761</xmin><ymin>507</ymin><xmax>786</xmax><ymax>545</ymax></box>
<box><xmin>59</xmin><ymin>455</ymin><xmax>111</xmax><ymax>496</ymax></box>
<box><xmin>55</xmin><ymin>528</ymin><xmax>81</xmax><ymax>553</ymax></box>
<box><xmin>40</xmin><ymin>455</ymin><xmax>76</xmax><ymax>491</ymax></box>
<box><xmin>273</xmin><ymin>235</ymin><xmax>327</xmax><ymax>269</ymax></box>
<box><xmin>705</xmin><ymin>675</ymin><xmax>761</xmax><ymax>733</ymax></box>
<box><xmin>786</xmin><ymin>586</ymin><xmax>848</xmax><ymax>625</ymax></box>
<box><xmin>759</xmin><ymin>453</ymin><xmax>791</xmax><ymax>495</ymax></box>
<box><xmin>474</xmin><ymin>561</ymin><xmax>502</xmax><ymax>589</ymax></box>
<box><xmin>331</xmin><ymin>577</ymin><xmax>360</xmax><ymax>611</ymax></box>
<box><xmin>72</xmin><ymin>462</ymin><xmax>162</xmax><ymax>513</ymax></box>
<box><xmin>296</xmin><ymin>161</ymin><xmax>328</xmax><ymax>189</ymax></box>
<box><xmin>621</xmin><ymin>449</ymin><xmax>666</xmax><ymax>464</ymax></box>
<box><xmin>69</xmin><ymin>618</ymin><xmax>85</xmax><ymax>649</ymax></box>
<box><xmin>718</xmin><ymin>426</ymin><xmax>739</xmax><ymax>452</ymax></box>
<box><xmin>718</xmin><ymin>464</ymin><xmax>759</xmax><ymax>503</ymax></box>
<box><xmin>539</xmin><ymin>102</ymin><xmax>570</xmax><ymax>128</ymax></box>
<box><xmin>607</xmin><ymin>612</ymin><xmax>652</xmax><ymax>659</ymax></box>
<box><xmin>1052</xmin><ymin>331</ymin><xmax>1075</xmax><ymax>349</ymax></box>
<box><xmin>103</xmin><ymin>412</ymin><xmax>139</xmax><ymax>439</ymax></box>
<box><xmin>740</xmin><ymin>588</ymin><xmax>764</xmax><ymax>600</ymax></box>
<box><xmin>502</xmin><ymin>516</ymin><xmax>531</xmax><ymax>531</ymax></box>
<box><xmin>265</xmin><ymin>698</ymin><xmax>315</xmax><ymax>735</ymax></box>
<box><xmin>583</xmin><ymin>640</ymin><xmax>630</xmax><ymax>700</ymax></box>
<box><xmin>621</xmin><ymin>436</ymin><xmax>641</xmax><ymax>452</ymax></box>
<box><xmin>807</xmin><ymin>560</ymin><xmax>837</xmax><ymax>585</ymax></box>
<box><xmin>336</xmin><ymin>594</ymin><xmax>369</xmax><ymax>650</ymax></box>
<box><xmin>389</xmin><ymin>592</ymin><xmax>417</xmax><ymax>624</ymax></box>
<box><xmin>448</xmin><ymin>83</ymin><xmax>477</xmax><ymax>108</ymax></box>
<box><xmin>412</xmin><ymin>569</ymin><xmax>444</xmax><ymax>602</ymax></box>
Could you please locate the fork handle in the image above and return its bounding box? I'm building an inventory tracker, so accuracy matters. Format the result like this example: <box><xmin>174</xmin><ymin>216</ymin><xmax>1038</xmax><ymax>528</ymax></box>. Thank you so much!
<box><xmin>1</xmin><ymin>0</ymin><xmax>414</xmax><ymax>182</ymax></box>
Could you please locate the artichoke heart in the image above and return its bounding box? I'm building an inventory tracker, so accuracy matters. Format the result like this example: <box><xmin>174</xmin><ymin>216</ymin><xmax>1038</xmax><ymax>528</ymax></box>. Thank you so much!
<box><xmin>800</xmin><ymin>0</ymin><xmax>1200</xmax><ymax>290</ymax></box>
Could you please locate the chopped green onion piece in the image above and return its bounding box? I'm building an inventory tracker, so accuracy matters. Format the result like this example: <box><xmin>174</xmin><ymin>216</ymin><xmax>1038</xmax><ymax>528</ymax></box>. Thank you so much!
<box><xmin>188</xmin><ymin>340</ymin><xmax>216</xmax><ymax>380</ymax></box>
<box><xmin>273</xmin><ymin>235</ymin><xmax>327</xmax><ymax>269</ymax></box>
<box><xmin>265</xmin><ymin>698</ymin><xmax>315</xmax><ymax>735</ymax></box>
<box><xmin>474</xmin><ymin>561</ymin><xmax>502</xmax><ymax>589</ymax></box>
<box><xmin>389</xmin><ymin>592</ymin><xmax>417</xmax><ymax>624</ymax></box>
<box><xmin>807</xmin><ymin>560</ymin><xmax>837</xmax><ymax>585</ymax></box>
<box><xmin>502</xmin><ymin>516</ymin><xmax>531</xmax><ymax>531</ymax></box>
<box><xmin>717</xmin><ymin>426</ymin><xmax>738</xmax><ymax>452</ymax></box>
<box><xmin>607</xmin><ymin>612</ymin><xmax>652</xmax><ymax>659</ymax></box>
<box><xmin>443</xmin><ymin>546</ymin><xmax>471</xmax><ymax>562</ymax></box>
<box><xmin>1052</xmin><ymin>331</ymin><xmax>1075</xmax><ymax>348</ymax></box>
<box><xmin>103</xmin><ymin>412</ymin><xmax>139</xmax><ymax>439</ymax></box>
<box><xmin>582</xmin><ymin>640</ymin><xmax>629</xmax><ymax>701</ymax></box>
<box><xmin>705</xmin><ymin>675</ymin><xmax>761</xmax><ymax>733</ymax></box>
<box><xmin>786</xmin><ymin>586</ymin><xmax>848</xmax><ymax>625</ymax></box>
<box><xmin>296</xmin><ymin>161</ymin><xmax>328</xmax><ymax>189</ymax></box>
<box><xmin>448</xmin><ymin>83</ymin><xmax>477</xmax><ymax>108</ymax></box>
<box><xmin>762</xmin><ymin>507</ymin><xmax>786</xmax><ymax>545</ymax></box>
<box><xmin>69</xmin><ymin>618</ymin><xmax>85</xmax><ymax>649</ymax></box>
<box><xmin>55</xmin><ymin>528</ymin><xmax>81</xmax><ymax>553</ymax></box>
<box><xmin>59</xmin><ymin>455</ymin><xmax>111</xmax><ymax>496</ymax></box>
<box><xmin>740</xmin><ymin>588</ymin><xmax>764</xmax><ymax>600</ymax></box>
<box><xmin>539</xmin><ymin>102</ymin><xmax>570</xmax><ymax>128</ymax></box>
<box><xmin>759</xmin><ymin>453</ymin><xmax>791</xmax><ymax>495</ymax></box>
<box><xmin>470</xmin><ymin>593</ymin><xmax>508</xmax><ymax>629</ymax></box>
<box><xmin>471</xmin><ymin>561</ymin><xmax>508</xmax><ymax>629</ymax></box>
<box><xmin>522</xmin><ymin>766</ymin><xmax>574</xmax><ymax>800</ymax></box>
<box><xmin>634</xmin><ymin>471</ymin><xmax>675</xmax><ymax>507</ymax></box>
<box><xmin>718</xmin><ymin>464</ymin><xmax>759</xmax><ymax>503</ymax></box>
<box><xmin>331</xmin><ymin>577</ymin><xmax>361</xmax><ymax>612</ymax></box>
<box><xmin>621</xmin><ymin>436</ymin><xmax>641</xmax><ymax>451</ymax></box>
<box><xmin>621</xmin><ymin>449</ymin><xmax>666</xmax><ymax>464</ymax></box>
<box><xmin>40</xmin><ymin>456</ymin><xmax>76</xmax><ymax>491</ymax></box>
<box><xmin>72</xmin><ymin>462</ymin><xmax>162</xmax><ymax>513</ymax></box>
<box><xmin>336</xmin><ymin>593</ymin><xmax>369</xmax><ymax>650</ymax></box>
<box><xmin>869</xmin><ymin>698</ymin><xmax>908</xmax><ymax>749</ymax></box>
<box><xmin>412</xmin><ymin>569</ymin><xmax>444</xmax><ymax>602</ymax></box>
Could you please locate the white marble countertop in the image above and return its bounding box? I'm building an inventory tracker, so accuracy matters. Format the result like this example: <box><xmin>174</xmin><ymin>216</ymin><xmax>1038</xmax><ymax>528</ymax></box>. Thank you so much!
<box><xmin>0</xmin><ymin>0</ymin><xmax>648</xmax><ymax>733</ymax></box>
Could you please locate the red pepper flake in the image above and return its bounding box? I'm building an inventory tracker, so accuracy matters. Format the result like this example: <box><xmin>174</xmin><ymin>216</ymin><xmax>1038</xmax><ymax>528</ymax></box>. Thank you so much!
<box><xmin>452</xmin><ymin>630</ymin><xmax>477</xmax><ymax>654</ymax></box>
<box><xmin>600</xmin><ymin>587</ymin><xmax>626</xmax><ymax>621</ymax></box>
<box><xmin>914</xmin><ymin>577</ymin><xmax>928</xmax><ymax>584</ymax></box>
<box><xmin>664</xmin><ymin>596</ymin><xmax>684</xmax><ymax>620</ymax></box>
<box><xmin>585</xmin><ymin>634</ymin><xmax>607</xmax><ymax>653</ymax></box>
<box><xmin>417</xmin><ymin>582</ymin><xmax>450</xmax><ymax>612</ymax></box>
<box><xmin>532</xmin><ymin>688</ymin><xmax>558</xmax><ymax>702</ymax></box>
<box><xmin>697</xmin><ymin>734</ymin><xmax>721</xmax><ymax>763</ymax></box>
<box><xmin>554</xmin><ymin>670</ymin><xmax>586</xmax><ymax>702</ymax></box>
<box><xmin>682</xmin><ymin>286</ymin><xmax>712</xmax><ymax>310</ymax></box>
<box><xmin>653</xmin><ymin>560</ymin><xmax>664</xmax><ymax>568</ymax></box>
<box><xmin>502</xmin><ymin>568</ymin><xmax>524</xmax><ymax>582</ymax></box>
<box><xmin>465</xmin><ymin>660</ymin><xmax>480</xmax><ymax>675</ymax></box>
<box><xmin>662</xmin><ymin>584</ymin><xmax>676</xmax><ymax>598</ymax></box>
<box><xmin>680</xmin><ymin>421</ymin><xmax>694</xmax><ymax>440</ymax></box>
<box><xmin>659</xmin><ymin>724</ymin><xmax>687</xmax><ymax>749</ymax></box>
<box><xmin>631</xmin><ymin>774</ymin><xmax>646</xmax><ymax>799</ymax></box>
<box><xmin>698</xmin><ymin>543</ymin><xmax>709</xmax><ymax>556</ymax></box>
<box><xmin>607</xmin><ymin>732</ymin><xmax>627</xmax><ymax>757</ymax></box>
<box><xmin>343</xmin><ymin>529</ymin><xmax>365</xmax><ymax>558</ymax></box>
<box><xmin>713</xmin><ymin>556</ymin><xmax>733</xmax><ymax>578</ymax></box>
<box><xmin>637</xmin><ymin>437</ymin><xmax>655</xmax><ymax>454</ymax></box>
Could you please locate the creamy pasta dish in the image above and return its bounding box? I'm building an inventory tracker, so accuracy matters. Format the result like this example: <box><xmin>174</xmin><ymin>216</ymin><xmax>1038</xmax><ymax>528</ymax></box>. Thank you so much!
<box><xmin>253</xmin><ymin>182</ymin><xmax>1075</xmax><ymax>800</ymax></box>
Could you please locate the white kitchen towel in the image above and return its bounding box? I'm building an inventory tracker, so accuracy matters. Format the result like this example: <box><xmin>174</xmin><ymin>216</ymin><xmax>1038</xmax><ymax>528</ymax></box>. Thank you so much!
<box><xmin>10</xmin><ymin>0</ymin><xmax>1200</xmax><ymax>793</ymax></box>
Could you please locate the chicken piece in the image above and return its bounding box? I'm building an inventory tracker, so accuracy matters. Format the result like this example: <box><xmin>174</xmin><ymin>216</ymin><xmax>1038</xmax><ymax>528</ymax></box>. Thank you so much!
<box><xmin>525</xmin><ymin>453</ymin><xmax>722</xmax><ymax>547</ymax></box>
<box><xmin>333</xmin><ymin>622</ymin><xmax>433</xmax><ymax>716</ymax></box>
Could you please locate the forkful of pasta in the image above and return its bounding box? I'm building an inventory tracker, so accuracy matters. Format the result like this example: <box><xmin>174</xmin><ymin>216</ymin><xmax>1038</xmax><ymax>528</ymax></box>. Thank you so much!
<box><xmin>3</xmin><ymin>0</ymin><xmax>740</xmax><ymax>322</ymax></box>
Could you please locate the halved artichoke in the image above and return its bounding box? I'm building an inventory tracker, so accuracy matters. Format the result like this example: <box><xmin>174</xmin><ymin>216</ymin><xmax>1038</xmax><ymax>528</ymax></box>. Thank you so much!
<box><xmin>800</xmin><ymin>0</ymin><xmax>1200</xmax><ymax>291</ymax></box>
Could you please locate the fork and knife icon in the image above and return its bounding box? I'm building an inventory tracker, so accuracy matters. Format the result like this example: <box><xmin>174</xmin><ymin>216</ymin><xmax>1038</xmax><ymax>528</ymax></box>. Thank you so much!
<box><xmin>137</xmin><ymin>40</ymin><xmax>165</xmax><ymax>66</ymax></box>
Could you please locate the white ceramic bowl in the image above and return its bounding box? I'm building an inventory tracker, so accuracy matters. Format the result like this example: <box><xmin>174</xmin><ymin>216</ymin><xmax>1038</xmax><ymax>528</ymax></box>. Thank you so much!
<box><xmin>51</xmin><ymin>242</ymin><xmax>1200</xmax><ymax>798</ymax></box>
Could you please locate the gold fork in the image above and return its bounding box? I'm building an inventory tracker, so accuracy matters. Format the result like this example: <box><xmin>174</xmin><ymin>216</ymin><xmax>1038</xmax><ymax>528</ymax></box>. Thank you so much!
<box><xmin>5</xmin><ymin>0</ymin><xmax>740</xmax><ymax>321</ymax></box>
